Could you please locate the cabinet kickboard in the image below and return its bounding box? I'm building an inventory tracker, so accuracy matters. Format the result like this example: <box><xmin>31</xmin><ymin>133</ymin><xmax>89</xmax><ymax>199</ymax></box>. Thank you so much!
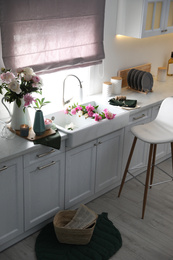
<box><xmin>118</xmin><ymin>63</ymin><xmax>151</xmax><ymax>88</ymax></box>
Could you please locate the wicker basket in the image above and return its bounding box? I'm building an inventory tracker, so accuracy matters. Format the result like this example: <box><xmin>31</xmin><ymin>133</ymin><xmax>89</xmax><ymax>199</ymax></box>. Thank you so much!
<box><xmin>53</xmin><ymin>209</ymin><xmax>97</xmax><ymax>245</ymax></box>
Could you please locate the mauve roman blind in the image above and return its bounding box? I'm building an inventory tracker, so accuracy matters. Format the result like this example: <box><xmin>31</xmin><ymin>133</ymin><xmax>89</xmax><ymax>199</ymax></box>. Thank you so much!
<box><xmin>0</xmin><ymin>0</ymin><xmax>105</xmax><ymax>74</ymax></box>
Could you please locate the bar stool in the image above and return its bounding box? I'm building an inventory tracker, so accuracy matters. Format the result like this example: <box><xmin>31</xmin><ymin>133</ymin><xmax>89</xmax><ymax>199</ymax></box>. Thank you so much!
<box><xmin>118</xmin><ymin>97</ymin><xmax>173</xmax><ymax>219</ymax></box>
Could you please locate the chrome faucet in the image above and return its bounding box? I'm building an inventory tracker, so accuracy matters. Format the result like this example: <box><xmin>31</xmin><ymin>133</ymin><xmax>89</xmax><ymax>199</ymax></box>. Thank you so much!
<box><xmin>63</xmin><ymin>74</ymin><xmax>83</xmax><ymax>106</ymax></box>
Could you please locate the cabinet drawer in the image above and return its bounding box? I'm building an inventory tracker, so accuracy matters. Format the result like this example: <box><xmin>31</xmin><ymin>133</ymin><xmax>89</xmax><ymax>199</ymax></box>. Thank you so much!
<box><xmin>24</xmin><ymin>141</ymin><xmax>65</xmax><ymax>167</ymax></box>
<box><xmin>129</xmin><ymin>108</ymin><xmax>152</xmax><ymax>125</ymax></box>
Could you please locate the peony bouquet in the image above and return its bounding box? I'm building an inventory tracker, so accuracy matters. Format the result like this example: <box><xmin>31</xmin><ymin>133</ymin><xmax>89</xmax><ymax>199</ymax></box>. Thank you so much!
<box><xmin>0</xmin><ymin>67</ymin><xmax>42</xmax><ymax>107</ymax></box>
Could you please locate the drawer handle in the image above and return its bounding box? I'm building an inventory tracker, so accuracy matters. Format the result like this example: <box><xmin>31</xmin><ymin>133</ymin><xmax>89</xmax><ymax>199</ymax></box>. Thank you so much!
<box><xmin>37</xmin><ymin>149</ymin><xmax>56</xmax><ymax>158</ymax></box>
<box><xmin>37</xmin><ymin>161</ymin><xmax>56</xmax><ymax>170</ymax></box>
<box><xmin>0</xmin><ymin>166</ymin><xmax>8</xmax><ymax>172</ymax></box>
<box><xmin>133</xmin><ymin>114</ymin><xmax>145</xmax><ymax>121</ymax></box>
<box><xmin>161</xmin><ymin>29</ymin><xmax>167</xmax><ymax>33</ymax></box>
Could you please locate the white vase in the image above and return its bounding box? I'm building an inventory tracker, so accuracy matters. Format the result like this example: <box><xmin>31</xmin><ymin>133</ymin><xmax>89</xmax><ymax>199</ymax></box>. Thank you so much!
<box><xmin>11</xmin><ymin>99</ymin><xmax>32</xmax><ymax>130</ymax></box>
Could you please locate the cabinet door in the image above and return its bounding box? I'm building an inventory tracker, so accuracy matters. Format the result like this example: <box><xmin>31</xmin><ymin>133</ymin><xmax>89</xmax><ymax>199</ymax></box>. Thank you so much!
<box><xmin>116</xmin><ymin>0</ymin><xmax>170</xmax><ymax>38</ymax></box>
<box><xmin>65</xmin><ymin>140</ymin><xmax>96</xmax><ymax>208</ymax></box>
<box><xmin>95</xmin><ymin>130</ymin><xmax>124</xmax><ymax>193</ymax></box>
<box><xmin>0</xmin><ymin>157</ymin><xmax>23</xmax><ymax>246</ymax></box>
<box><xmin>165</xmin><ymin>0</ymin><xmax>173</xmax><ymax>33</ymax></box>
<box><xmin>122</xmin><ymin>109</ymin><xmax>152</xmax><ymax>176</ymax></box>
<box><xmin>24</xmin><ymin>153</ymin><xmax>65</xmax><ymax>230</ymax></box>
<box><xmin>142</xmin><ymin>0</ymin><xmax>168</xmax><ymax>37</ymax></box>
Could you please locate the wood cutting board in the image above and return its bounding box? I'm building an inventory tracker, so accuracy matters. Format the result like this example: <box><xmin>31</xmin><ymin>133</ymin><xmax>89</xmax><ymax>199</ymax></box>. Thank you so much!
<box><xmin>117</xmin><ymin>63</ymin><xmax>151</xmax><ymax>88</ymax></box>
<box><xmin>8</xmin><ymin>126</ymin><xmax>56</xmax><ymax>141</ymax></box>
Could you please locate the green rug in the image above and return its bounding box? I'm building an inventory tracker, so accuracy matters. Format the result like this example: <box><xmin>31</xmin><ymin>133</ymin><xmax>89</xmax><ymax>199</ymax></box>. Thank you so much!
<box><xmin>35</xmin><ymin>212</ymin><xmax>122</xmax><ymax>260</ymax></box>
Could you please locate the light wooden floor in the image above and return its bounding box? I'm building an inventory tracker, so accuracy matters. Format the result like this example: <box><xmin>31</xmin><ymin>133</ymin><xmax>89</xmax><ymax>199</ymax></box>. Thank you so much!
<box><xmin>1</xmin><ymin>158</ymin><xmax>173</xmax><ymax>260</ymax></box>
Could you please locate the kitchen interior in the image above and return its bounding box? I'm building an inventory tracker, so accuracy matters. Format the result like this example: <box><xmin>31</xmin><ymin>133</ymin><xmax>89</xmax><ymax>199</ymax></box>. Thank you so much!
<box><xmin>0</xmin><ymin>0</ymin><xmax>173</xmax><ymax>259</ymax></box>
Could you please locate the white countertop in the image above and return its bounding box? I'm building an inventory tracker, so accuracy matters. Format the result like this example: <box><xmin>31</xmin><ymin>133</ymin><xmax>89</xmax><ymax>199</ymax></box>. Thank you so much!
<box><xmin>118</xmin><ymin>76</ymin><xmax>173</xmax><ymax>112</ymax></box>
<box><xmin>0</xmin><ymin>130</ymin><xmax>67</xmax><ymax>162</ymax></box>
<box><xmin>0</xmin><ymin>76</ymin><xmax>172</xmax><ymax>162</ymax></box>
<box><xmin>89</xmin><ymin>76</ymin><xmax>173</xmax><ymax>112</ymax></box>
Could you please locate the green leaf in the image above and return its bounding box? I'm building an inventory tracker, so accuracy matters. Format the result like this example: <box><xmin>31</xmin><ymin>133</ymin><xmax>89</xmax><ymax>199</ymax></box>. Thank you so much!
<box><xmin>16</xmin><ymin>98</ymin><xmax>21</xmax><ymax>107</ymax></box>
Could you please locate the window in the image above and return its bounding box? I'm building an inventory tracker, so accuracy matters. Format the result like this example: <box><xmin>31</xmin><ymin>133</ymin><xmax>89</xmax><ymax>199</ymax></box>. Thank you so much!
<box><xmin>40</xmin><ymin>66</ymin><xmax>90</xmax><ymax>114</ymax></box>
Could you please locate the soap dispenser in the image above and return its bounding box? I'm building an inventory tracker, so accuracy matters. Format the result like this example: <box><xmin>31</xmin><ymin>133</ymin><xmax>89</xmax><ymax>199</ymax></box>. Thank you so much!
<box><xmin>167</xmin><ymin>52</ymin><xmax>173</xmax><ymax>76</ymax></box>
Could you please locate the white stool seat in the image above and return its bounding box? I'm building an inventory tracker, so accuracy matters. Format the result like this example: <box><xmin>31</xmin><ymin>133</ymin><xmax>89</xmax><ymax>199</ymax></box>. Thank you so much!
<box><xmin>131</xmin><ymin>120</ymin><xmax>173</xmax><ymax>144</ymax></box>
<box><xmin>118</xmin><ymin>97</ymin><xmax>173</xmax><ymax>219</ymax></box>
<box><xmin>131</xmin><ymin>97</ymin><xmax>173</xmax><ymax>144</ymax></box>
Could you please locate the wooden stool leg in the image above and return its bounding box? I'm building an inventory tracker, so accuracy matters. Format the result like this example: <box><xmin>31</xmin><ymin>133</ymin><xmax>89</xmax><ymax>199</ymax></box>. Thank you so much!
<box><xmin>150</xmin><ymin>144</ymin><xmax>157</xmax><ymax>188</ymax></box>
<box><xmin>118</xmin><ymin>136</ymin><xmax>137</xmax><ymax>197</ymax></box>
<box><xmin>142</xmin><ymin>144</ymin><xmax>154</xmax><ymax>219</ymax></box>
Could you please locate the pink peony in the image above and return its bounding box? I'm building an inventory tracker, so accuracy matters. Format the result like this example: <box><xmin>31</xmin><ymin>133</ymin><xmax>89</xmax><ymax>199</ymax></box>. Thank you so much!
<box><xmin>94</xmin><ymin>113</ymin><xmax>102</xmax><ymax>121</ymax></box>
<box><xmin>86</xmin><ymin>104</ymin><xmax>94</xmax><ymax>112</ymax></box>
<box><xmin>103</xmin><ymin>109</ymin><xmax>116</xmax><ymax>120</ymax></box>
<box><xmin>24</xmin><ymin>93</ymin><xmax>36</xmax><ymax>107</ymax></box>
<box><xmin>71</xmin><ymin>108</ymin><xmax>77</xmax><ymax>115</ymax></box>
<box><xmin>76</xmin><ymin>105</ymin><xmax>82</xmax><ymax>111</ymax></box>
<box><xmin>1</xmin><ymin>71</ymin><xmax>15</xmax><ymax>84</ymax></box>
<box><xmin>88</xmin><ymin>110</ymin><xmax>94</xmax><ymax>117</ymax></box>
<box><xmin>64</xmin><ymin>108</ymin><xmax>69</xmax><ymax>114</ymax></box>
<box><xmin>32</xmin><ymin>75</ymin><xmax>41</xmax><ymax>83</ymax></box>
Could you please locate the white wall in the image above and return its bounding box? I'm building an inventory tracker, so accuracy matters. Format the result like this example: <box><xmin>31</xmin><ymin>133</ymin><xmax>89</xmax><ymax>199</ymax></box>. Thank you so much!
<box><xmin>89</xmin><ymin>0</ymin><xmax>173</xmax><ymax>95</ymax></box>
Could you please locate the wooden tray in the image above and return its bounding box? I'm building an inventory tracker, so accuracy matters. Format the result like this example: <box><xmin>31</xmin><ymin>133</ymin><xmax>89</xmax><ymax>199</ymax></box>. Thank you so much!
<box><xmin>8</xmin><ymin>127</ymin><xmax>56</xmax><ymax>141</ymax></box>
<box><xmin>117</xmin><ymin>63</ymin><xmax>151</xmax><ymax>88</ymax></box>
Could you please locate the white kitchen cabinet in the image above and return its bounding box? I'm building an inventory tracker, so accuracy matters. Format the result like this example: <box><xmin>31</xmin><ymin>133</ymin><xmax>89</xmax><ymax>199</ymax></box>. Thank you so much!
<box><xmin>166</xmin><ymin>0</ymin><xmax>173</xmax><ymax>33</ymax></box>
<box><xmin>95</xmin><ymin>130</ymin><xmax>124</xmax><ymax>193</ymax></box>
<box><xmin>122</xmin><ymin>108</ymin><xmax>152</xmax><ymax>176</ymax></box>
<box><xmin>24</xmin><ymin>148</ymin><xmax>65</xmax><ymax>230</ymax></box>
<box><xmin>65</xmin><ymin>129</ymin><xmax>124</xmax><ymax>208</ymax></box>
<box><xmin>0</xmin><ymin>157</ymin><xmax>23</xmax><ymax>246</ymax></box>
<box><xmin>65</xmin><ymin>140</ymin><xmax>96</xmax><ymax>208</ymax></box>
<box><xmin>116</xmin><ymin>0</ymin><xmax>173</xmax><ymax>38</ymax></box>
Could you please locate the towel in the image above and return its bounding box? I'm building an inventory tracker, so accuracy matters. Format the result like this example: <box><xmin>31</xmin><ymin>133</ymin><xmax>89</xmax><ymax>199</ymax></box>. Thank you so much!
<box><xmin>34</xmin><ymin>125</ymin><xmax>61</xmax><ymax>150</ymax></box>
<box><xmin>109</xmin><ymin>98</ymin><xmax>137</xmax><ymax>108</ymax></box>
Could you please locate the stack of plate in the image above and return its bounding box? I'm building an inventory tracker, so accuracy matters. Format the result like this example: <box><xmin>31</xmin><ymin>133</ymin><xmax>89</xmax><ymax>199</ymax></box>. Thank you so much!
<box><xmin>127</xmin><ymin>69</ymin><xmax>153</xmax><ymax>92</ymax></box>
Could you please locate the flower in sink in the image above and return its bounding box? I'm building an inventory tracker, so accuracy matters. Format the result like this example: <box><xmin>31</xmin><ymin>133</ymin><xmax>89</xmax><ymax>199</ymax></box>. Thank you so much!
<box><xmin>103</xmin><ymin>109</ymin><xmax>116</xmax><ymax>120</ymax></box>
<box><xmin>93</xmin><ymin>113</ymin><xmax>102</xmax><ymax>121</ymax></box>
<box><xmin>64</xmin><ymin>103</ymin><xmax>116</xmax><ymax>122</ymax></box>
<box><xmin>86</xmin><ymin>104</ymin><xmax>95</xmax><ymax>112</ymax></box>
<box><xmin>77</xmin><ymin>110</ymin><xmax>83</xmax><ymax>117</ymax></box>
<box><xmin>65</xmin><ymin>122</ymin><xmax>75</xmax><ymax>130</ymax></box>
<box><xmin>71</xmin><ymin>108</ymin><xmax>77</xmax><ymax>115</ymax></box>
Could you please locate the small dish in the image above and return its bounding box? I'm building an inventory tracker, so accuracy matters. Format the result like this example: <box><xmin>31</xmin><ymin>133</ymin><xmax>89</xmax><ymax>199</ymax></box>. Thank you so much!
<box><xmin>127</xmin><ymin>69</ymin><xmax>135</xmax><ymax>87</ymax></box>
<box><xmin>141</xmin><ymin>72</ymin><xmax>153</xmax><ymax>92</ymax></box>
<box><xmin>130</xmin><ymin>69</ymin><xmax>138</xmax><ymax>89</ymax></box>
<box><xmin>137</xmin><ymin>71</ymin><xmax>145</xmax><ymax>91</ymax></box>
<box><xmin>44</xmin><ymin>118</ymin><xmax>53</xmax><ymax>130</ymax></box>
<box><xmin>133</xmin><ymin>70</ymin><xmax>141</xmax><ymax>90</ymax></box>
